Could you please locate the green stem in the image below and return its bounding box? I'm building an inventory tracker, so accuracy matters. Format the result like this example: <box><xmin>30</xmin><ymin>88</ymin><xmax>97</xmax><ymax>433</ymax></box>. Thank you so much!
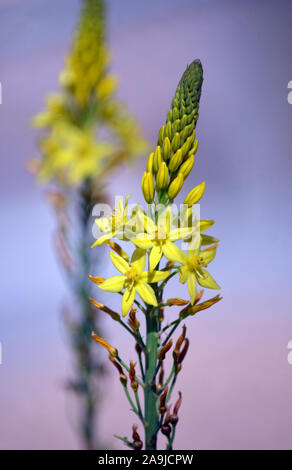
<box><xmin>144</xmin><ymin>306</ymin><xmax>159</xmax><ymax>450</ymax></box>
<box><xmin>123</xmin><ymin>385</ymin><xmax>139</xmax><ymax>415</ymax></box>
<box><xmin>161</xmin><ymin>318</ymin><xmax>182</xmax><ymax>346</ymax></box>
<box><xmin>166</xmin><ymin>370</ymin><xmax>178</xmax><ymax>402</ymax></box>
<box><xmin>134</xmin><ymin>390</ymin><xmax>145</xmax><ymax>424</ymax></box>
<box><xmin>138</xmin><ymin>349</ymin><xmax>145</xmax><ymax>381</ymax></box>
<box><xmin>114</xmin><ymin>434</ymin><xmax>133</xmax><ymax>448</ymax></box>
<box><xmin>118</xmin><ymin>319</ymin><xmax>145</xmax><ymax>349</ymax></box>
<box><xmin>166</xmin><ymin>426</ymin><xmax>176</xmax><ymax>450</ymax></box>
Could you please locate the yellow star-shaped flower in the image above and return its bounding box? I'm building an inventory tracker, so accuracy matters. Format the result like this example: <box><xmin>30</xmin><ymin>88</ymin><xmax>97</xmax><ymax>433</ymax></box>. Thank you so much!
<box><xmin>92</xmin><ymin>196</ymin><xmax>133</xmax><ymax>247</ymax></box>
<box><xmin>97</xmin><ymin>248</ymin><xmax>170</xmax><ymax>317</ymax></box>
<box><xmin>131</xmin><ymin>209</ymin><xmax>194</xmax><ymax>271</ymax></box>
<box><xmin>169</xmin><ymin>243</ymin><xmax>220</xmax><ymax>304</ymax></box>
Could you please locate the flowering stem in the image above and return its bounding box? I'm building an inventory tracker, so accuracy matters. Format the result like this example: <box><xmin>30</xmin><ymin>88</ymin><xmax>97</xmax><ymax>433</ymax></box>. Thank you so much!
<box><xmin>114</xmin><ymin>434</ymin><xmax>133</xmax><ymax>448</ymax></box>
<box><xmin>166</xmin><ymin>370</ymin><xmax>178</xmax><ymax>402</ymax></box>
<box><xmin>161</xmin><ymin>319</ymin><xmax>182</xmax><ymax>346</ymax></box>
<box><xmin>123</xmin><ymin>385</ymin><xmax>139</xmax><ymax>416</ymax></box>
<box><xmin>134</xmin><ymin>390</ymin><xmax>145</xmax><ymax>424</ymax></box>
<box><xmin>118</xmin><ymin>319</ymin><xmax>145</xmax><ymax>348</ymax></box>
<box><xmin>166</xmin><ymin>426</ymin><xmax>176</xmax><ymax>450</ymax></box>
<box><xmin>138</xmin><ymin>349</ymin><xmax>145</xmax><ymax>381</ymax></box>
<box><xmin>144</xmin><ymin>305</ymin><xmax>159</xmax><ymax>450</ymax></box>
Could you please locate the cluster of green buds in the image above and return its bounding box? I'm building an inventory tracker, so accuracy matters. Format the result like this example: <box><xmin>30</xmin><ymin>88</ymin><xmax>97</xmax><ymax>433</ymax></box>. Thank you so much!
<box><xmin>142</xmin><ymin>60</ymin><xmax>204</xmax><ymax>205</ymax></box>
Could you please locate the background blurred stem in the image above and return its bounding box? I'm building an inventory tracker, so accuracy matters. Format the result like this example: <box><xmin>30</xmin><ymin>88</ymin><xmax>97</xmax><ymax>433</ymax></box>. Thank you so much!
<box><xmin>66</xmin><ymin>181</ymin><xmax>104</xmax><ymax>450</ymax></box>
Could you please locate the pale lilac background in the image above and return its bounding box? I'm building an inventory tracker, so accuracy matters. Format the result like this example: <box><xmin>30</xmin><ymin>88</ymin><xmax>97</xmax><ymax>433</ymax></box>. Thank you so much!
<box><xmin>1</xmin><ymin>0</ymin><xmax>292</xmax><ymax>449</ymax></box>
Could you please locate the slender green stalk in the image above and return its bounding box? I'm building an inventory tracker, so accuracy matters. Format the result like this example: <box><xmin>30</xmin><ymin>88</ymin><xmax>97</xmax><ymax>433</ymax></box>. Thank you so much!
<box><xmin>123</xmin><ymin>385</ymin><xmax>139</xmax><ymax>415</ymax></box>
<box><xmin>144</xmin><ymin>306</ymin><xmax>159</xmax><ymax>450</ymax></box>
<box><xmin>114</xmin><ymin>434</ymin><xmax>133</xmax><ymax>448</ymax></box>
<box><xmin>166</xmin><ymin>426</ymin><xmax>176</xmax><ymax>450</ymax></box>
<box><xmin>134</xmin><ymin>390</ymin><xmax>145</xmax><ymax>424</ymax></box>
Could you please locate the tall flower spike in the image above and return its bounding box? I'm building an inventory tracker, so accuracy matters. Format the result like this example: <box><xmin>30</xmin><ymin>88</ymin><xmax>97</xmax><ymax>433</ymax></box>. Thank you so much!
<box><xmin>90</xmin><ymin>60</ymin><xmax>222</xmax><ymax>451</ymax></box>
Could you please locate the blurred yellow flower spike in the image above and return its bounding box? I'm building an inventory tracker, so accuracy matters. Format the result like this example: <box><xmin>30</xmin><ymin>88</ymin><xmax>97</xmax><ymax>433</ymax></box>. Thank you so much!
<box><xmin>96</xmin><ymin>249</ymin><xmax>170</xmax><ymax>317</ymax></box>
<box><xmin>38</xmin><ymin>123</ymin><xmax>114</xmax><ymax>184</ymax></box>
<box><xmin>32</xmin><ymin>0</ymin><xmax>148</xmax><ymax>187</ymax></box>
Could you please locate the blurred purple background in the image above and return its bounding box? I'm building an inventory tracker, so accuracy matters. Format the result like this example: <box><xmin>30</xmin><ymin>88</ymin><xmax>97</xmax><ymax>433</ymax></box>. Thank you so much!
<box><xmin>1</xmin><ymin>0</ymin><xmax>292</xmax><ymax>450</ymax></box>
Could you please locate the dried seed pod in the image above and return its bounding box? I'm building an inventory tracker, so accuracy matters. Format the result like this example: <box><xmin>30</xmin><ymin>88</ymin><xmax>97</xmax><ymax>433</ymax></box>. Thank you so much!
<box><xmin>128</xmin><ymin>307</ymin><xmax>140</xmax><ymax>332</ymax></box>
<box><xmin>173</xmin><ymin>325</ymin><xmax>187</xmax><ymax>360</ymax></box>
<box><xmin>129</xmin><ymin>361</ymin><xmax>138</xmax><ymax>392</ymax></box>
<box><xmin>132</xmin><ymin>425</ymin><xmax>143</xmax><ymax>450</ymax></box>
<box><xmin>170</xmin><ymin>391</ymin><xmax>182</xmax><ymax>426</ymax></box>
<box><xmin>89</xmin><ymin>297</ymin><xmax>120</xmax><ymax>322</ymax></box>
<box><xmin>109</xmin><ymin>355</ymin><xmax>127</xmax><ymax>386</ymax></box>
<box><xmin>159</xmin><ymin>386</ymin><xmax>168</xmax><ymax>415</ymax></box>
<box><xmin>158</xmin><ymin>339</ymin><xmax>173</xmax><ymax>362</ymax></box>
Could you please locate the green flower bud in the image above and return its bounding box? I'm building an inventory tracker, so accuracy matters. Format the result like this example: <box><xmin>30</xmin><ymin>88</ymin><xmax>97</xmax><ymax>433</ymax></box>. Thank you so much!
<box><xmin>167</xmin><ymin>109</ymin><xmax>173</xmax><ymax>122</ymax></box>
<box><xmin>187</xmin><ymin>139</ymin><xmax>198</xmax><ymax>157</ymax></box>
<box><xmin>156</xmin><ymin>162</ymin><xmax>169</xmax><ymax>190</ymax></box>
<box><xmin>184</xmin><ymin>181</ymin><xmax>205</xmax><ymax>206</ymax></box>
<box><xmin>181</xmin><ymin>132</ymin><xmax>195</xmax><ymax>158</ymax></box>
<box><xmin>167</xmin><ymin>60</ymin><xmax>203</xmax><ymax>144</ymax></box>
<box><xmin>146</xmin><ymin>152</ymin><xmax>154</xmax><ymax>173</ymax></box>
<box><xmin>165</xmin><ymin>122</ymin><xmax>173</xmax><ymax>140</ymax></box>
<box><xmin>171</xmin><ymin>132</ymin><xmax>180</xmax><ymax>153</ymax></box>
<box><xmin>172</xmin><ymin>107</ymin><xmax>179</xmax><ymax>120</ymax></box>
<box><xmin>158</xmin><ymin>126</ymin><xmax>165</xmax><ymax>146</ymax></box>
<box><xmin>179</xmin><ymin>154</ymin><xmax>194</xmax><ymax>179</ymax></box>
<box><xmin>153</xmin><ymin>145</ymin><xmax>162</xmax><ymax>173</ymax></box>
<box><xmin>180</xmin><ymin>114</ymin><xmax>188</xmax><ymax>130</ymax></box>
<box><xmin>162</xmin><ymin>137</ymin><xmax>171</xmax><ymax>161</ymax></box>
<box><xmin>169</xmin><ymin>148</ymin><xmax>183</xmax><ymax>173</ymax></box>
<box><xmin>180</xmin><ymin>124</ymin><xmax>191</xmax><ymax>144</ymax></box>
<box><xmin>141</xmin><ymin>171</ymin><xmax>155</xmax><ymax>203</ymax></box>
<box><xmin>168</xmin><ymin>172</ymin><xmax>184</xmax><ymax>200</ymax></box>
<box><xmin>173</xmin><ymin>119</ymin><xmax>181</xmax><ymax>133</ymax></box>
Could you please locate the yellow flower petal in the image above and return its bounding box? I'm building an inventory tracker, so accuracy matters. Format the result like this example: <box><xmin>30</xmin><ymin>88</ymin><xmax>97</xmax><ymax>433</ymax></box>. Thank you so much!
<box><xmin>200</xmin><ymin>247</ymin><xmax>217</xmax><ymax>265</ymax></box>
<box><xmin>169</xmin><ymin>227</ymin><xmax>194</xmax><ymax>242</ymax></box>
<box><xmin>131</xmin><ymin>237</ymin><xmax>154</xmax><ymax>250</ymax></box>
<box><xmin>110</xmin><ymin>251</ymin><xmax>130</xmax><ymax>274</ymax></box>
<box><xmin>121</xmin><ymin>287</ymin><xmax>136</xmax><ymax>317</ymax></box>
<box><xmin>179</xmin><ymin>266</ymin><xmax>189</xmax><ymax>284</ymax></box>
<box><xmin>149</xmin><ymin>245</ymin><xmax>163</xmax><ymax>271</ymax></box>
<box><xmin>196</xmin><ymin>268</ymin><xmax>220</xmax><ymax>289</ymax></box>
<box><xmin>136</xmin><ymin>282</ymin><xmax>157</xmax><ymax>306</ymax></box>
<box><xmin>141</xmin><ymin>270</ymin><xmax>170</xmax><ymax>283</ymax></box>
<box><xmin>91</xmin><ymin>233</ymin><xmax>112</xmax><ymax>248</ymax></box>
<box><xmin>200</xmin><ymin>220</ymin><xmax>214</xmax><ymax>233</ymax></box>
<box><xmin>163</xmin><ymin>241</ymin><xmax>186</xmax><ymax>264</ymax></box>
<box><xmin>98</xmin><ymin>276</ymin><xmax>127</xmax><ymax>293</ymax></box>
<box><xmin>131</xmin><ymin>248</ymin><xmax>146</xmax><ymax>273</ymax></box>
<box><xmin>187</xmin><ymin>273</ymin><xmax>197</xmax><ymax>305</ymax></box>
